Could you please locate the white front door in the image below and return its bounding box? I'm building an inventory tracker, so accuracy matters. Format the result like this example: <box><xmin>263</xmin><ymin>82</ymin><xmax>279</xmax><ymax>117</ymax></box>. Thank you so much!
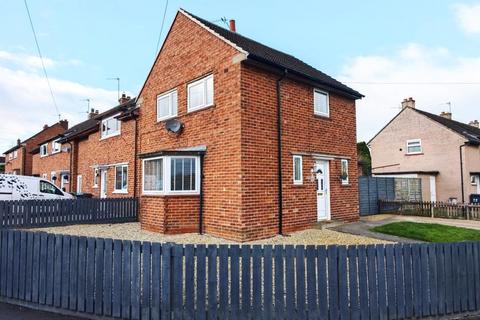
<box><xmin>429</xmin><ymin>176</ymin><xmax>437</xmax><ymax>202</ymax></box>
<box><xmin>315</xmin><ymin>160</ymin><xmax>331</xmax><ymax>221</ymax></box>
<box><xmin>100</xmin><ymin>170</ymin><xmax>108</xmax><ymax>198</ymax></box>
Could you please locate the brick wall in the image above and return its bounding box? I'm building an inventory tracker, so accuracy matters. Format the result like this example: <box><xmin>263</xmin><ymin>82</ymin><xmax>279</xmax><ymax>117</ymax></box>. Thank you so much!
<box><xmin>31</xmin><ymin>142</ymin><xmax>71</xmax><ymax>191</ymax></box>
<box><xmin>73</xmin><ymin>118</ymin><xmax>136</xmax><ymax>198</ymax></box>
<box><xmin>137</xmin><ymin>12</ymin><xmax>244</xmax><ymax>239</ymax></box>
<box><xmin>4</xmin><ymin>147</ymin><xmax>24</xmax><ymax>174</ymax></box>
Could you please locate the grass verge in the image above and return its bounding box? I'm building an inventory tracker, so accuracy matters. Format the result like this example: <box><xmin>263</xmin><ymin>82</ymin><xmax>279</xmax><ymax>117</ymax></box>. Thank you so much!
<box><xmin>371</xmin><ymin>221</ymin><xmax>480</xmax><ymax>242</ymax></box>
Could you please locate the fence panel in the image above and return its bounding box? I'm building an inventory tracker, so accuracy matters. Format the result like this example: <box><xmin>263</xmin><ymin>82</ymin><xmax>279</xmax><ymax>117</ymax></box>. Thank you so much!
<box><xmin>1</xmin><ymin>229</ymin><xmax>480</xmax><ymax>319</ymax></box>
<box><xmin>0</xmin><ymin>198</ymin><xmax>138</xmax><ymax>229</ymax></box>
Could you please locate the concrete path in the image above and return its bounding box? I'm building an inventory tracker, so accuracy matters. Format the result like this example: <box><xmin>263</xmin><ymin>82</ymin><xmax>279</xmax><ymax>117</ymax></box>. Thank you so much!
<box><xmin>332</xmin><ymin>214</ymin><xmax>480</xmax><ymax>243</ymax></box>
<box><xmin>0</xmin><ymin>302</ymin><xmax>86</xmax><ymax>320</ymax></box>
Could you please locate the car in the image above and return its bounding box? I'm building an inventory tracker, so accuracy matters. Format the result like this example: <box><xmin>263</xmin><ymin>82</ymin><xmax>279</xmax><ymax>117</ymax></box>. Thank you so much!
<box><xmin>0</xmin><ymin>174</ymin><xmax>75</xmax><ymax>201</ymax></box>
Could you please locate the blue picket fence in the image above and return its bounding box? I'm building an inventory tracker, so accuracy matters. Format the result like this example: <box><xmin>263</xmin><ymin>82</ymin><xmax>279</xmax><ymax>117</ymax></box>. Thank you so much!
<box><xmin>0</xmin><ymin>198</ymin><xmax>138</xmax><ymax>228</ymax></box>
<box><xmin>1</xmin><ymin>229</ymin><xmax>480</xmax><ymax>319</ymax></box>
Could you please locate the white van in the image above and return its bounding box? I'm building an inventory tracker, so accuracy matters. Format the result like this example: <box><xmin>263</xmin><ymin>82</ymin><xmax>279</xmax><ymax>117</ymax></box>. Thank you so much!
<box><xmin>0</xmin><ymin>174</ymin><xmax>74</xmax><ymax>201</ymax></box>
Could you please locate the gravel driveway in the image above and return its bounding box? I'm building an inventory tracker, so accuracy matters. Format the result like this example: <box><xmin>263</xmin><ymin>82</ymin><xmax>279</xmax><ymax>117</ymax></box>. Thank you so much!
<box><xmin>32</xmin><ymin>222</ymin><xmax>390</xmax><ymax>246</ymax></box>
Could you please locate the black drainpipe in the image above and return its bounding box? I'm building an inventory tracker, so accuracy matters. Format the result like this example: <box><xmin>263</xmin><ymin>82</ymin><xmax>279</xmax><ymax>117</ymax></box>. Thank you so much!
<box><xmin>277</xmin><ymin>69</ymin><xmax>287</xmax><ymax>235</ymax></box>
<box><xmin>460</xmin><ymin>143</ymin><xmax>467</xmax><ymax>203</ymax></box>
<box><xmin>133</xmin><ymin>116</ymin><xmax>139</xmax><ymax>198</ymax></box>
<box><xmin>199</xmin><ymin>153</ymin><xmax>205</xmax><ymax>234</ymax></box>
<box><xmin>67</xmin><ymin>141</ymin><xmax>73</xmax><ymax>192</ymax></box>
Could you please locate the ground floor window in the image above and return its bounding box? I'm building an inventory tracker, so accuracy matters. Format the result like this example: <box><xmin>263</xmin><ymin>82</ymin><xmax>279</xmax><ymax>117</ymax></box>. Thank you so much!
<box><xmin>142</xmin><ymin>155</ymin><xmax>200</xmax><ymax>195</ymax></box>
<box><xmin>114</xmin><ymin>164</ymin><xmax>128</xmax><ymax>192</ymax></box>
<box><xmin>293</xmin><ymin>155</ymin><xmax>303</xmax><ymax>184</ymax></box>
<box><xmin>340</xmin><ymin>159</ymin><xmax>349</xmax><ymax>185</ymax></box>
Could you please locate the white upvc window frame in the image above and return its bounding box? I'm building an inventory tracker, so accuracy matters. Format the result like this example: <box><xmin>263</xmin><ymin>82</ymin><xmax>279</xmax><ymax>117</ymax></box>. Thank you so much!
<box><xmin>40</xmin><ymin>143</ymin><xmax>48</xmax><ymax>157</ymax></box>
<box><xmin>51</xmin><ymin>139</ymin><xmax>61</xmax><ymax>154</ymax></box>
<box><xmin>471</xmin><ymin>175</ymin><xmax>478</xmax><ymax>185</ymax></box>
<box><xmin>100</xmin><ymin>113</ymin><xmax>121</xmax><ymax>140</ymax></box>
<box><xmin>93</xmin><ymin>168</ymin><xmax>99</xmax><ymax>188</ymax></box>
<box><xmin>9</xmin><ymin>153</ymin><xmax>13</xmax><ymax>160</ymax></box>
<box><xmin>187</xmin><ymin>74</ymin><xmax>214</xmax><ymax>112</ymax></box>
<box><xmin>114</xmin><ymin>164</ymin><xmax>128</xmax><ymax>193</ymax></box>
<box><xmin>42</xmin><ymin>173</ymin><xmax>48</xmax><ymax>179</ymax></box>
<box><xmin>157</xmin><ymin>89</ymin><xmax>178</xmax><ymax>122</ymax></box>
<box><xmin>314</xmin><ymin>89</ymin><xmax>330</xmax><ymax>117</ymax></box>
<box><xmin>76</xmin><ymin>175</ymin><xmax>83</xmax><ymax>193</ymax></box>
<box><xmin>340</xmin><ymin>159</ymin><xmax>349</xmax><ymax>185</ymax></box>
<box><xmin>406</xmin><ymin>139</ymin><xmax>422</xmax><ymax>155</ymax></box>
<box><xmin>142</xmin><ymin>155</ymin><xmax>201</xmax><ymax>196</ymax></box>
<box><xmin>293</xmin><ymin>155</ymin><xmax>303</xmax><ymax>185</ymax></box>
<box><xmin>13</xmin><ymin>150</ymin><xmax>17</xmax><ymax>159</ymax></box>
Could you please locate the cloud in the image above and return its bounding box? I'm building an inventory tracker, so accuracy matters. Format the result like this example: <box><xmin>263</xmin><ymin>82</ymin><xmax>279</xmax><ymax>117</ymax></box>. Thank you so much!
<box><xmin>0</xmin><ymin>50</ymin><xmax>82</xmax><ymax>72</ymax></box>
<box><xmin>453</xmin><ymin>3</ymin><xmax>480</xmax><ymax>34</ymax></box>
<box><xmin>338</xmin><ymin>43</ymin><xmax>480</xmax><ymax>142</ymax></box>
<box><xmin>0</xmin><ymin>51</ymin><xmax>123</xmax><ymax>153</ymax></box>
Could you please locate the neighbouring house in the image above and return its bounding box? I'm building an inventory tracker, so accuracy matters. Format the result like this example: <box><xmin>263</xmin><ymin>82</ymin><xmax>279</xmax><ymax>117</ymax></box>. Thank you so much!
<box><xmin>0</xmin><ymin>156</ymin><xmax>5</xmax><ymax>173</ymax></box>
<box><xmin>136</xmin><ymin>9</ymin><xmax>363</xmax><ymax>241</ymax></box>
<box><xmin>31</xmin><ymin>134</ymin><xmax>72</xmax><ymax>192</ymax></box>
<box><xmin>369</xmin><ymin>97</ymin><xmax>480</xmax><ymax>203</ymax></box>
<box><xmin>3</xmin><ymin>121</ymin><xmax>69</xmax><ymax>176</ymax></box>
<box><xmin>59</xmin><ymin>95</ymin><xmax>138</xmax><ymax>198</ymax></box>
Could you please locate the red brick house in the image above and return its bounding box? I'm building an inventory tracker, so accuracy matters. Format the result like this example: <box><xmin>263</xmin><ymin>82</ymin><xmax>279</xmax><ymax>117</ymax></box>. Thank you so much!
<box><xmin>3</xmin><ymin>121</ymin><xmax>68</xmax><ymax>176</ymax></box>
<box><xmin>60</xmin><ymin>96</ymin><xmax>138</xmax><ymax>198</ymax></box>
<box><xmin>136</xmin><ymin>10</ymin><xmax>362</xmax><ymax>241</ymax></box>
<box><xmin>31</xmin><ymin>134</ymin><xmax>71</xmax><ymax>191</ymax></box>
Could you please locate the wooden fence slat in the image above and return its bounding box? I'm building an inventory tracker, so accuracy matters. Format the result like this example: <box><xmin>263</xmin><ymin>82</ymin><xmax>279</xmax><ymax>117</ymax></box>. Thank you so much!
<box><xmin>18</xmin><ymin>231</ymin><xmax>27</xmax><ymax>301</ymax></box>
<box><xmin>458</xmin><ymin>242</ymin><xmax>468</xmax><ymax>313</ymax></box>
<box><xmin>466</xmin><ymin>242</ymin><xmax>476</xmax><ymax>311</ymax></box>
<box><xmin>420</xmin><ymin>245</ymin><xmax>430</xmax><ymax>317</ymax></box>
<box><xmin>451</xmin><ymin>243</ymin><xmax>461</xmax><ymax>313</ymax></box>
<box><xmin>196</xmin><ymin>245</ymin><xmax>207</xmax><ymax>320</ymax></box>
<box><xmin>274</xmin><ymin>246</ymin><xmax>285</xmax><ymax>319</ymax></box>
<box><xmin>150</xmin><ymin>243</ymin><xmax>161</xmax><ymax>320</ymax></box>
<box><xmin>69</xmin><ymin>236</ymin><xmax>79</xmax><ymax>311</ymax></box>
<box><xmin>141</xmin><ymin>241</ymin><xmax>151</xmax><ymax>320</ymax></box>
<box><xmin>367</xmin><ymin>245</ymin><xmax>379</xmax><ymax>320</ymax></box>
<box><xmin>385</xmin><ymin>244</ymin><xmax>396</xmax><ymax>319</ymax></box>
<box><xmin>30</xmin><ymin>232</ymin><xmax>40</xmax><ymax>303</ymax></box>
<box><xmin>160</xmin><ymin>244</ymin><xmax>171</xmax><ymax>320</ymax></box>
<box><xmin>77</xmin><ymin>237</ymin><xmax>87</xmax><ymax>313</ymax></box>
<box><xmin>53</xmin><ymin>234</ymin><xmax>63</xmax><ymax>308</ymax></box>
<box><xmin>263</xmin><ymin>245</ymin><xmax>273</xmax><ymax>319</ymax></box>
<box><xmin>296</xmin><ymin>245</ymin><xmax>306</xmax><ymax>318</ymax></box>
<box><xmin>285</xmin><ymin>245</ymin><xmax>295</xmax><ymax>319</ymax></box>
<box><xmin>122</xmin><ymin>240</ymin><xmax>132</xmax><ymax>319</ymax></box>
<box><xmin>473</xmin><ymin>242</ymin><xmax>480</xmax><ymax>311</ymax></box>
<box><xmin>12</xmin><ymin>231</ymin><xmax>20</xmax><ymax>299</ymax></box>
<box><xmin>184</xmin><ymin>244</ymin><xmax>195</xmax><ymax>320</ymax></box>
<box><xmin>348</xmin><ymin>246</ymin><xmax>360</xmax><ymax>320</ymax></box>
<box><xmin>328</xmin><ymin>245</ymin><xmax>340</xmax><ymax>320</ymax></box>
<box><xmin>38</xmin><ymin>232</ymin><xmax>48</xmax><ymax>304</ymax></box>
<box><xmin>85</xmin><ymin>237</ymin><xmax>95</xmax><ymax>314</ymax></box>
<box><xmin>103</xmin><ymin>238</ymin><xmax>113</xmax><ymax>317</ymax></box>
<box><xmin>376</xmin><ymin>244</ymin><xmax>388</xmax><ymax>319</ymax></box>
<box><xmin>208</xmin><ymin>245</ymin><xmax>218</xmax><ymax>320</ymax></box>
<box><xmin>172</xmin><ymin>245</ymin><xmax>184</xmax><ymax>320</ymax></box>
<box><xmin>317</xmin><ymin>246</ymin><xmax>329</xmax><ymax>320</ymax></box>
<box><xmin>61</xmin><ymin>236</ymin><xmax>71</xmax><ymax>310</ymax></box>
<box><xmin>337</xmin><ymin>246</ymin><xmax>349</xmax><ymax>320</ymax></box>
<box><xmin>131</xmin><ymin>241</ymin><xmax>141</xmax><ymax>320</ymax></box>
<box><xmin>230</xmin><ymin>245</ymin><xmax>240</xmax><ymax>319</ymax></box>
<box><xmin>435</xmin><ymin>243</ymin><xmax>446</xmax><ymax>316</ymax></box>
<box><xmin>306</xmin><ymin>246</ymin><xmax>317</xmax><ymax>318</ymax></box>
<box><xmin>444</xmin><ymin>243</ymin><xmax>454</xmax><ymax>314</ymax></box>
<box><xmin>428</xmin><ymin>244</ymin><xmax>438</xmax><ymax>316</ymax></box>
<box><xmin>252</xmin><ymin>245</ymin><xmax>263</xmax><ymax>319</ymax></box>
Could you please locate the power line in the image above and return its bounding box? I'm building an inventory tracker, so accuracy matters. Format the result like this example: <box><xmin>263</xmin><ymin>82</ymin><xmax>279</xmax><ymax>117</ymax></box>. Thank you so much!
<box><xmin>23</xmin><ymin>0</ymin><xmax>61</xmax><ymax>120</ymax></box>
<box><xmin>155</xmin><ymin>0</ymin><xmax>169</xmax><ymax>55</ymax></box>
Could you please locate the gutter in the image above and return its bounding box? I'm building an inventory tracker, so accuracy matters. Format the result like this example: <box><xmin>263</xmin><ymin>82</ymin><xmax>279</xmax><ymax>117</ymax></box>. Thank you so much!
<box><xmin>276</xmin><ymin>69</ymin><xmax>287</xmax><ymax>235</ymax></box>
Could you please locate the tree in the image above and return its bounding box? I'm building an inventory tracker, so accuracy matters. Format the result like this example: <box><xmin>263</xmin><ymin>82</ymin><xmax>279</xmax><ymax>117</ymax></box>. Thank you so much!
<box><xmin>357</xmin><ymin>142</ymin><xmax>371</xmax><ymax>176</ymax></box>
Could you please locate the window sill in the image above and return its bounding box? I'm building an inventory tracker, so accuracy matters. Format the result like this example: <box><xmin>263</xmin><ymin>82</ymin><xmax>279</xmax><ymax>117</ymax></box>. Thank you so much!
<box><xmin>341</xmin><ymin>183</ymin><xmax>351</xmax><ymax>187</ymax></box>
<box><xmin>187</xmin><ymin>103</ymin><xmax>215</xmax><ymax>115</ymax></box>
<box><xmin>405</xmin><ymin>153</ymin><xmax>423</xmax><ymax>156</ymax></box>
<box><xmin>142</xmin><ymin>192</ymin><xmax>200</xmax><ymax>197</ymax></box>
<box><xmin>100</xmin><ymin>132</ymin><xmax>121</xmax><ymax>141</ymax></box>
<box><xmin>113</xmin><ymin>190</ymin><xmax>128</xmax><ymax>194</ymax></box>
<box><xmin>314</xmin><ymin>113</ymin><xmax>331</xmax><ymax>120</ymax></box>
<box><xmin>157</xmin><ymin>115</ymin><xmax>177</xmax><ymax>123</ymax></box>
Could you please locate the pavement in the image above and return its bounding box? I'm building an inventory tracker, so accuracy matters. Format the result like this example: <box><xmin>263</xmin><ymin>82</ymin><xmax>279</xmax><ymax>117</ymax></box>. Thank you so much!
<box><xmin>332</xmin><ymin>214</ymin><xmax>480</xmax><ymax>243</ymax></box>
<box><xmin>0</xmin><ymin>302</ymin><xmax>86</xmax><ymax>320</ymax></box>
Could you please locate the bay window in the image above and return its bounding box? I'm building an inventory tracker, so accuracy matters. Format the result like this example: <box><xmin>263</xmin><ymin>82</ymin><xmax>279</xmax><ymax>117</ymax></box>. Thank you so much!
<box><xmin>142</xmin><ymin>156</ymin><xmax>200</xmax><ymax>195</ymax></box>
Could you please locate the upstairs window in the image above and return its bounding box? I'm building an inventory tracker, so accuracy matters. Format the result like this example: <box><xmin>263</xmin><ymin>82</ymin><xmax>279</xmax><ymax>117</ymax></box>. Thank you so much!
<box><xmin>8</xmin><ymin>153</ymin><xmax>13</xmax><ymax>160</ymax></box>
<box><xmin>52</xmin><ymin>140</ymin><xmax>61</xmax><ymax>153</ymax></box>
<box><xmin>314</xmin><ymin>89</ymin><xmax>329</xmax><ymax>117</ymax></box>
<box><xmin>157</xmin><ymin>89</ymin><xmax>178</xmax><ymax>121</ymax></box>
<box><xmin>341</xmin><ymin>159</ymin><xmax>349</xmax><ymax>185</ymax></box>
<box><xmin>114</xmin><ymin>164</ymin><xmax>128</xmax><ymax>192</ymax></box>
<box><xmin>406</xmin><ymin>139</ymin><xmax>422</xmax><ymax>154</ymax></box>
<box><xmin>188</xmin><ymin>74</ymin><xmax>214</xmax><ymax>112</ymax></box>
<box><xmin>101</xmin><ymin>114</ymin><xmax>121</xmax><ymax>139</ymax></box>
<box><xmin>293</xmin><ymin>155</ymin><xmax>303</xmax><ymax>185</ymax></box>
<box><xmin>40</xmin><ymin>143</ymin><xmax>48</xmax><ymax>157</ymax></box>
<box><xmin>13</xmin><ymin>150</ymin><xmax>17</xmax><ymax>159</ymax></box>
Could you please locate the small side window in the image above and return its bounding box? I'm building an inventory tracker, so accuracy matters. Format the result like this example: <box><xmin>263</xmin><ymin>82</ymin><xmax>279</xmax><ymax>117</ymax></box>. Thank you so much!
<box><xmin>341</xmin><ymin>159</ymin><xmax>349</xmax><ymax>185</ymax></box>
<box><xmin>314</xmin><ymin>89</ymin><xmax>329</xmax><ymax>117</ymax></box>
<box><xmin>40</xmin><ymin>144</ymin><xmax>48</xmax><ymax>157</ymax></box>
<box><xmin>406</xmin><ymin>139</ymin><xmax>422</xmax><ymax>154</ymax></box>
<box><xmin>293</xmin><ymin>155</ymin><xmax>303</xmax><ymax>185</ymax></box>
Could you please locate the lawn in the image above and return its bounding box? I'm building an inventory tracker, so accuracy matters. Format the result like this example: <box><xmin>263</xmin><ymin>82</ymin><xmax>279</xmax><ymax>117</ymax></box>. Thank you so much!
<box><xmin>371</xmin><ymin>221</ymin><xmax>480</xmax><ymax>242</ymax></box>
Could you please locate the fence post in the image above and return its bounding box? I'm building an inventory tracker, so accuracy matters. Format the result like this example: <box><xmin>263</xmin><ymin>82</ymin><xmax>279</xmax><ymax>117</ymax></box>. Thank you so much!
<box><xmin>431</xmin><ymin>202</ymin><xmax>434</xmax><ymax>218</ymax></box>
<box><xmin>466</xmin><ymin>205</ymin><xmax>470</xmax><ymax>220</ymax></box>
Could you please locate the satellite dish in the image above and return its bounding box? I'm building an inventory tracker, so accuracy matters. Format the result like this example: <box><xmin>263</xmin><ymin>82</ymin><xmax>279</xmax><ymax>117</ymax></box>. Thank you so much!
<box><xmin>165</xmin><ymin>119</ymin><xmax>183</xmax><ymax>134</ymax></box>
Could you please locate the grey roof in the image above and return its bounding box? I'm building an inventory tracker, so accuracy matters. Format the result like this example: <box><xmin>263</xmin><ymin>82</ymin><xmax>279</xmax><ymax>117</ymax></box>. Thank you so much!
<box><xmin>183</xmin><ymin>10</ymin><xmax>362</xmax><ymax>99</ymax></box>
<box><xmin>60</xmin><ymin>98</ymin><xmax>137</xmax><ymax>142</ymax></box>
<box><xmin>414</xmin><ymin>109</ymin><xmax>480</xmax><ymax>145</ymax></box>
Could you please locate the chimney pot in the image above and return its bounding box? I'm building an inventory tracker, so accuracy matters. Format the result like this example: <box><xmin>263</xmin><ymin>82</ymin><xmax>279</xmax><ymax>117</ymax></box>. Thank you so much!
<box><xmin>118</xmin><ymin>92</ymin><xmax>130</xmax><ymax>105</ymax></box>
<box><xmin>17</xmin><ymin>139</ymin><xmax>21</xmax><ymax>145</ymax></box>
<box><xmin>401</xmin><ymin>97</ymin><xmax>415</xmax><ymax>109</ymax></box>
<box><xmin>440</xmin><ymin>111</ymin><xmax>452</xmax><ymax>120</ymax></box>
<box><xmin>469</xmin><ymin>120</ymin><xmax>479</xmax><ymax>128</ymax></box>
<box><xmin>43</xmin><ymin>124</ymin><xmax>48</xmax><ymax>130</ymax></box>
<box><xmin>229</xmin><ymin>19</ymin><xmax>236</xmax><ymax>32</ymax></box>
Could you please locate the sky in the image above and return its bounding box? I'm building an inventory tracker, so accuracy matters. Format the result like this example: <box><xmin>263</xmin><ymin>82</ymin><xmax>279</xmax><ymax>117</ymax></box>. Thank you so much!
<box><xmin>1</xmin><ymin>0</ymin><xmax>480</xmax><ymax>152</ymax></box>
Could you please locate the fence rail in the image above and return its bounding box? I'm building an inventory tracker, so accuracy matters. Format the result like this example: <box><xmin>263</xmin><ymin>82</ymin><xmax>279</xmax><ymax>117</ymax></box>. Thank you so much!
<box><xmin>1</xmin><ymin>229</ymin><xmax>480</xmax><ymax>319</ymax></box>
<box><xmin>379</xmin><ymin>200</ymin><xmax>480</xmax><ymax>220</ymax></box>
<box><xmin>0</xmin><ymin>198</ymin><xmax>138</xmax><ymax>228</ymax></box>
